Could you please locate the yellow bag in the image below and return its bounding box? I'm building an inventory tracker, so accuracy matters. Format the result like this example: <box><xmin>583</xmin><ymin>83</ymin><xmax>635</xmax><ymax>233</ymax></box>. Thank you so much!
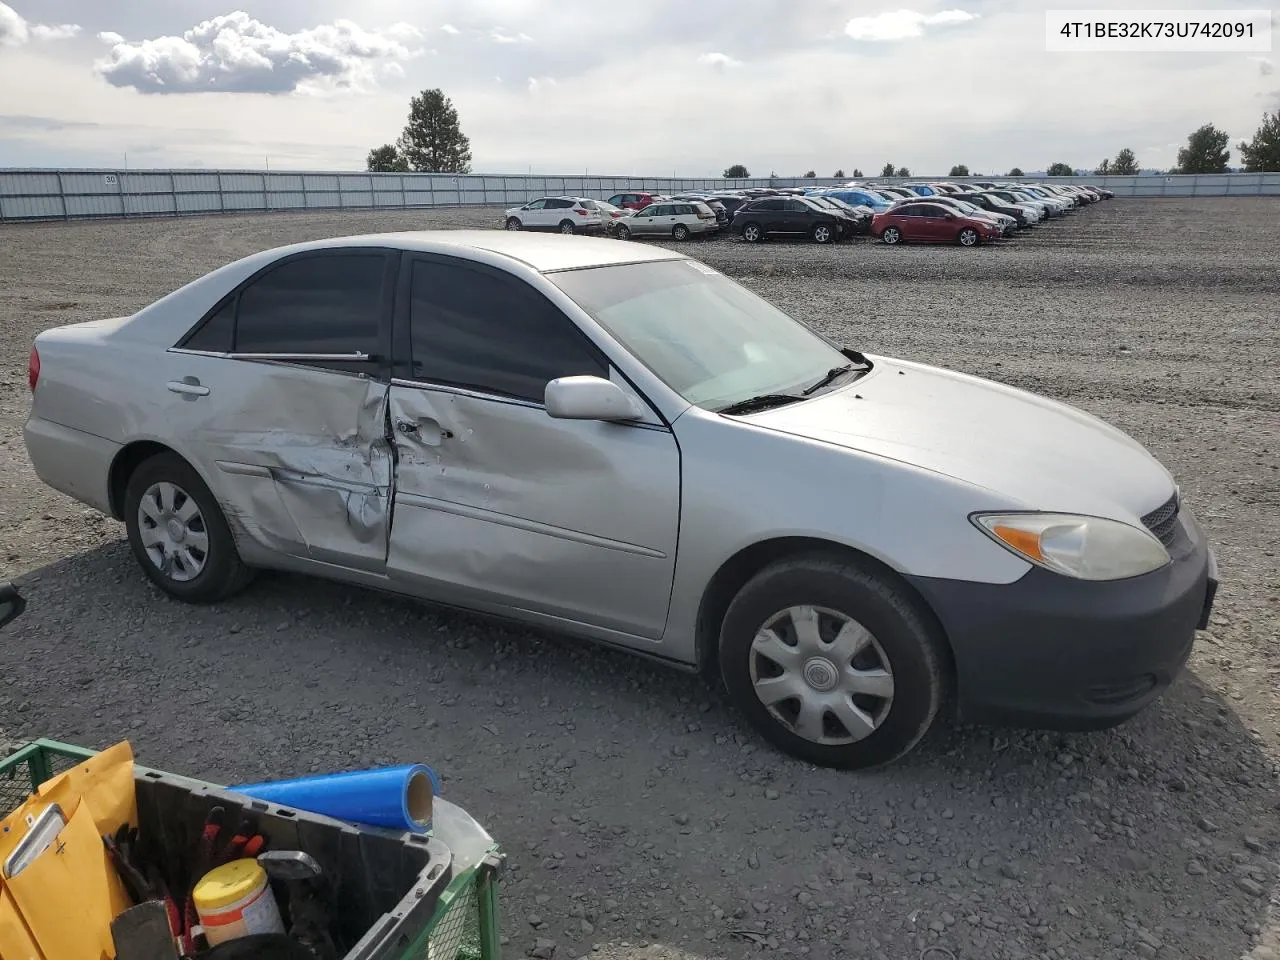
<box><xmin>0</xmin><ymin>742</ymin><xmax>138</xmax><ymax>960</ymax></box>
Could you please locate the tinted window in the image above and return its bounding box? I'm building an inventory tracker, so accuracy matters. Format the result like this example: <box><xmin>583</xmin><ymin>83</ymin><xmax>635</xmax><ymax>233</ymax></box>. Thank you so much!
<box><xmin>784</xmin><ymin>199</ymin><xmax>808</xmax><ymax>212</ymax></box>
<box><xmin>754</xmin><ymin>199</ymin><xmax>783</xmax><ymax>211</ymax></box>
<box><xmin>546</xmin><ymin>198</ymin><xmax>573</xmax><ymax>209</ymax></box>
<box><xmin>526</xmin><ymin>199</ymin><xmax>547</xmax><ymax>209</ymax></box>
<box><xmin>409</xmin><ymin>259</ymin><xmax>607</xmax><ymax>403</ymax></box>
<box><xmin>185</xmin><ymin>296</ymin><xmax>235</xmax><ymax>352</ymax></box>
<box><xmin>677</xmin><ymin>204</ymin><xmax>695</xmax><ymax>215</ymax></box>
<box><xmin>235</xmin><ymin>253</ymin><xmax>385</xmax><ymax>356</ymax></box>
<box><xmin>580</xmin><ymin>199</ymin><xmax>598</xmax><ymax>210</ymax></box>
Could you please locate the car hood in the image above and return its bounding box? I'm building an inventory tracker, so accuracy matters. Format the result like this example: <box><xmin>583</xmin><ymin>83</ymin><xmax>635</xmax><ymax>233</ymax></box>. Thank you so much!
<box><xmin>741</xmin><ymin>357</ymin><xmax>1173</xmax><ymax>522</ymax></box>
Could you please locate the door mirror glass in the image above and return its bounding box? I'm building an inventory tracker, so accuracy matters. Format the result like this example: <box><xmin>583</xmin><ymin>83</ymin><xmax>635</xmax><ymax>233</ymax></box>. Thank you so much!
<box><xmin>0</xmin><ymin>582</ymin><xmax>26</xmax><ymax>629</ymax></box>
<box><xmin>545</xmin><ymin>376</ymin><xmax>643</xmax><ymax>422</ymax></box>
<box><xmin>944</xmin><ymin>212</ymin><xmax>956</xmax><ymax>220</ymax></box>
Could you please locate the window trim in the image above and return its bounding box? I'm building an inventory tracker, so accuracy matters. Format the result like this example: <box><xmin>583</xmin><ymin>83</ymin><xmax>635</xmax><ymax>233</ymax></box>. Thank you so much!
<box><xmin>392</xmin><ymin>251</ymin><xmax>613</xmax><ymax>406</ymax></box>
<box><xmin>173</xmin><ymin>247</ymin><xmax>398</xmax><ymax>379</ymax></box>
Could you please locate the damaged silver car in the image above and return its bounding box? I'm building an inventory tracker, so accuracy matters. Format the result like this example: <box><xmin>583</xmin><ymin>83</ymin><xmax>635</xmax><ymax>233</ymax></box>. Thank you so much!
<box><xmin>23</xmin><ymin>230</ymin><xmax>1215</xmax><ymax>770</ymax></box>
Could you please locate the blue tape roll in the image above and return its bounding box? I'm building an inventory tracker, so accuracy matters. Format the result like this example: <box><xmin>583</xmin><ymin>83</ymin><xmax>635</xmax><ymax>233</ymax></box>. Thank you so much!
<box><xmin>233</xmin><ymin>763</ymin><xmax>440</xmax><ymax>833</ymax></box>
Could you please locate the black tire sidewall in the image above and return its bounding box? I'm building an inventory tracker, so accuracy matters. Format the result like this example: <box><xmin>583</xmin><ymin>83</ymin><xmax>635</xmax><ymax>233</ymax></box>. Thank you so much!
<box><xmin>718</xmin><ymin>559</ymin><xmax>943</xmax><ymax>769</ymax></box>
<box><xmin>123</xmin><ymin>453</ymin><xmax>243</xmax><ymax>603</ymax></box>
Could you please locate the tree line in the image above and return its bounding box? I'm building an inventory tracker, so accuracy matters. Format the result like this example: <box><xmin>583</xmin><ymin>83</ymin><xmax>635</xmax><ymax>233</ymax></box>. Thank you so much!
<box><xmin>361</xmin><ymin>91</ymin><xmax>1280</xmax><ymax>177</ymax></box>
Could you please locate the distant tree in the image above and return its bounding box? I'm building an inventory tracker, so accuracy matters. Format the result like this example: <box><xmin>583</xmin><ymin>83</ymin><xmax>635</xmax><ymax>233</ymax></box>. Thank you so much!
<box><xmin>366</xmin><ymin>144</ymin><xmax>410</xmax><ymax>172</ymax></box>
<box><xmin>1094</xmin><ymin>158</ymin><xmax>1112</xmax><ymax>175</ymax></box>
<box><xmin>1046</xmin><ymin>162</ymin><xmax>1075</xmax><ymax>176</ymax></box>
<box><xmin>1238</xmin><ymin>110</ymin><xmax>1280</xmax><ymax>172</ymax></box>
<box><xmin>803</xmin><ymin>169</ymin><xmax>817</xmax><ymax>178</ymax></box>
<box><xmin>948</xmin><ymin>164</ymin><xmax>970</xmax><ymax>177</ymax></box>
<box><xmin>833</xmin><ymin>168</ymin><xmax>845</xmax><ymax>178</ymax></box>
<box><xmin>897</xmin><ymin>166</ymin><xmax>911</xmax><ymax>177</ymax></box>
<box><xmin>1007</xmin><ymin>167</ymin><xmax>1024</xmax><ymax>177</ymax></box>
<box><xmin>396</xmin><ymin>88</ymin><xmax>472</xmax><ymax>173</ymax></box>
<box><xmin>1112</xmin><ymin>147</ymin><xmax>1139</xmax><ymax>175</ymax></box>
<box><xmin>852</xmin><ymin>168</ymin><xmax>863</xmax><ymax>177</ymax></box>
<box><xmin>880</xmin><ymin>162</ymin><xmax>896</xmax><ymax>177</ymax></box>
<box><xmin>1175</xmin><ymin>123</ymin><xmax>1230</xmax><ymax>173</ymax></box>
<box><xmin>723</xmin><ymin>164</ymin><xmax>750</xmax><ymax>178</ymax></box>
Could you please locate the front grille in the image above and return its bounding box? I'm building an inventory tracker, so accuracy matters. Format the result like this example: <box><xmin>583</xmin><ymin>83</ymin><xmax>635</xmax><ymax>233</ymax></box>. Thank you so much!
<box><xmin>1141</xmin><ymin>491</ymin><xmax>1180</xmax><ymax>546</ymax></box>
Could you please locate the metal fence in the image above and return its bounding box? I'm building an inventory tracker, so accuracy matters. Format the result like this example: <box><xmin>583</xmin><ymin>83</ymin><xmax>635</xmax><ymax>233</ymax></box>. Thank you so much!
<box><xmin>1</xmin><ymin>168</ymin><xmax>1278</xmax><ymax>223</ymax></box>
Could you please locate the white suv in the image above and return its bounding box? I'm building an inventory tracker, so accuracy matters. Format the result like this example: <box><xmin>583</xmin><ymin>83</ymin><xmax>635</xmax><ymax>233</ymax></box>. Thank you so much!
<box><xmin>504</xmin><ymin>197</ymin><xmax>604</xmax><ymax>234</ymax></box>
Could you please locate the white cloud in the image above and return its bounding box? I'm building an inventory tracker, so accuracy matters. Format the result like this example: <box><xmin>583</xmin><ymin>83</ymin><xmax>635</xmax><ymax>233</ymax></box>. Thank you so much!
<box><xmin>489</xmin><ymin>28</ymin><xmax>533</xmax><ymax>44</ymax></box>
<box><xmin>845</xmin><ymin>8</ymin><xmax>978</xmax><ymax>42</ymax></box>
<box><xmin>441</xmin><ymin>24</ymin><xmax>460</xmax><ymax>35</ymax></box>
<box><xmin>698</xmin><ymin>52</ymin><xmax>743</xmax><ymax>70</ymax></box>
<box><xmin>0</xmin><ymin>2</ymin><xmax>80</xmax><ymax>46</ymax></box>
<box><xmin>527</xmin><ymin>75</ymin><xmax>557</xmax><ymax>94</ymax></box>
<box><xmin>93</xmin><ymin>11</ymin><xmax>424</xmax><ymax>95</ymax></box>
<box><xmin>30</xmin><ymin>22</ymin><xmax>80</xmax><ymax>41</ymax></box>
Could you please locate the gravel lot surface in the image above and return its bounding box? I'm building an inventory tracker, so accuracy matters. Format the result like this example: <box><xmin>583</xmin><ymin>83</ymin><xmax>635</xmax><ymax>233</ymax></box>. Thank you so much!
<box><xmin>2</xmin><ymin>199</ymin><xmax>1279</xmax><ymax>960</ymax></box>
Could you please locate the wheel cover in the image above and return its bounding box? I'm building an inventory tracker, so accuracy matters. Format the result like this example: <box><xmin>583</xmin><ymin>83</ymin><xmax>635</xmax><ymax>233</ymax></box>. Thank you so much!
<box><xmin>137</xmin><ymin>481</ymin><xmax>209</xmax><ymax>582</ymax></box>
<box><xmin>560</xmin><ymin>222</ymin><xmax>574</xmax><ymax>234</ymax></box>
<box><xmin>883</xmin><ymin>228</ymin><xmax>900</xmax><ymax>244</ymax></box>
<box><xmin>506</xmin><ymin>219</ymin><xmax>521</xmax><ymax>230</ymax></box>
<box><xmin>674</xmin><ymin>225</ymin><xmax>688</xmax><ymax>239</ymax></box>
<box><xmin>815</xmin><ymin>226</ymin><xmax>830</xmax><ymax>242</ymax></box>
<box><xmin>960</xmin><ymin>230</ymin><xmax>977</xmax><ymax>246</ymax></box>
<box><xmin>744</xmin><ymin>225</ymin><xmax>760</xmax><ymax>241</ymax></box>
<box><xmin>749</xmin><ymin>604</ymin><xmax>895</xmax><ymax>745</ymax></box>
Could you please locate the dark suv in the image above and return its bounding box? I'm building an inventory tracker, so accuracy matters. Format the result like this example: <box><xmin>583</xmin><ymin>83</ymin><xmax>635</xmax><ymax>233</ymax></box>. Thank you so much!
<box><xmin>732</xmin><ymin>197</ymin><xmax>846</xmax><ymax>243</ymax></box>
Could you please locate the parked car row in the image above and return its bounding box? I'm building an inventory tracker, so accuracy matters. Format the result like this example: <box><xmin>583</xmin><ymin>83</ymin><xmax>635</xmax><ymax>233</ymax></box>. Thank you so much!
<box><xmin>500</xmin><ymin>179</ymin><xmax>1112</xmax><ymax>247</ymax></box>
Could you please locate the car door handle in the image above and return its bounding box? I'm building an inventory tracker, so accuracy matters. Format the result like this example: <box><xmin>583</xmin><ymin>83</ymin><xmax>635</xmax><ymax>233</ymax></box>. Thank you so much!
<box><xmin>397</xmin><ymin>418</ymin><xmax>453</xmax><ymax>444</ymax></box>
<box><xmin>166</xmin><ymin>379</ymin><xmax>209</xmax><ymax>397</ymax></box>
<box><xmin>395</xmin><ymin>419</ymin><xmax>419</xmax><ymax>434</ymax></box>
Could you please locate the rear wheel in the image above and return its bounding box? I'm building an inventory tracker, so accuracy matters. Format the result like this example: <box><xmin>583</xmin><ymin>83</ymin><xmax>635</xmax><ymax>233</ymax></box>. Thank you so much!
<box><xmin>559</xmin><ymin>219</ymin><xmax>576</xmax><ymax>235</ymax></box>
<box><xmin>880</xmin><ymin>226</ymin><xmax>902</xmax><ymax>245</ymax></box>
<box><xmin>741</xmin><ymin>222</ymin><xmax>764</xmax><ymax>243</ymax></box>
<box><xmin>123</xmin><ymin>452</ymin><xmax>254</xmax><ymax>603</ymax></box>
<box><xmin>718</xmin><ymin>556</ymin><xmax>947</xmax><ymax>769</ymax></box>
<box><xmin>672</xmin><ymin>223</ymin><xmax>691</xmax><ymax>241</ymax></box>
<box><xmin>811</xmin><ymin>223</ymin><xmax>835</xmax><ymax>244</ymax></box>
<box><xmin>505</xmin><ymin>217</ymin><xmax>522</xmax><ymax>231</ymax></box>
<box><xmin>958</xmin><ymin>227</ymin><xmax>980</xmax><ymax>247</ymax></box>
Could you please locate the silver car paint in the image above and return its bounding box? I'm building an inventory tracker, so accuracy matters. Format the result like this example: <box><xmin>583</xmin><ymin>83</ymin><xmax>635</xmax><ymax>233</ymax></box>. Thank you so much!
<box><xmin>25</xmin><ymin>230</ymin><xmax>1172</xmax><ymax>668</ymax></box>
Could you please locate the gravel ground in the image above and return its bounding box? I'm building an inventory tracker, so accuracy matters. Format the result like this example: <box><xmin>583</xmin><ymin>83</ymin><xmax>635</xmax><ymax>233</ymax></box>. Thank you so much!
<box><xmin>2</xmin><ymin>200</ymin><xmax>1279</xmax><ymax>960</ymax></box>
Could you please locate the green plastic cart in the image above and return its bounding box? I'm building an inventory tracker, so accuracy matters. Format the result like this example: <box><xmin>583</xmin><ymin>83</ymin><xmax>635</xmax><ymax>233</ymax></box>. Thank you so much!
<box><xmin>0</xmin><ymin>739</ymin><xmax>504</xmax><ymax>960</ymax></box>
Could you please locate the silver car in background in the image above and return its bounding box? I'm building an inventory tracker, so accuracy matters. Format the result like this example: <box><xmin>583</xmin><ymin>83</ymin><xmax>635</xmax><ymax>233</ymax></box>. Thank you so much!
<box><xmin>23</xmin><ymin>231</ymin><xmax>1216</xmax><ymax>769</ymax></box>
<box><xmin>614</xmin><ymin>200</ymin><xmax>719</xmax><ymax>241</ymax></box>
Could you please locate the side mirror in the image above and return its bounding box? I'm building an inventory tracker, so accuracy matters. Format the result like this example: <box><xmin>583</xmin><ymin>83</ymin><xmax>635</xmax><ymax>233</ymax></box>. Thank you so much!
<box><xmin>0</xmin><ymin>582</ymin><xmax>26</xmax><ymax>629</ymax></box>
<box><xmin>545</xmin><ymin>376</ymin><xmax>644</xmax><ymax>422</ymax></box>
<box><xmin>944</xmin><ymin>212</ymin><xmax>956</xmax><ymax>220</ymax></box>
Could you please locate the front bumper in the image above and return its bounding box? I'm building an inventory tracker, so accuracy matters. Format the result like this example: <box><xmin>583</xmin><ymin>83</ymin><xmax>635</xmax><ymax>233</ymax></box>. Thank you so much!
<box><xmin>907</xmin><ymin>507</ymin><xmax>1217</xmax><ymax>730</ymax></box>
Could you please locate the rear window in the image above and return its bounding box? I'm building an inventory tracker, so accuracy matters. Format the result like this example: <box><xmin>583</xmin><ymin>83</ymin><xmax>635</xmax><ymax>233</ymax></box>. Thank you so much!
<box><xmin>579</xmin><ymin>200</ymin><xmax>598</xmax><ymax>210</ymax></box>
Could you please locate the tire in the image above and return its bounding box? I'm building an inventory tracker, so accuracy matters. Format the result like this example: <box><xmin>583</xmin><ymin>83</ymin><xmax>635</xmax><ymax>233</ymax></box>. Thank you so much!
<box><xmin>558</xmin><ymin>220</ymin><xmax>576</xmax><ymax>235</ymax></box>
<box><xmin>958</xmin><ymin>227</ymin><xmax>980</xmax><ymax>247</ymax></box>
<box><xmin>504</xmin><ymin>217</ymin><xmax>522</xmax><ymax>231</ymax></box>
<box><xmin>880</xmin><ymin>226</ymin><xmax>902</xmax><ymax>245</ymax></box>
<box><xmin>718</xmin><ymin>555</ymin><xmax>946</xmax><ymax>769</ymax></box>
<box><xmin>740</xmin><ymin>222</ymin><xmax>764</xmax><ymax>243</ymax></box>
<box><xmin>672</xmin><ymin>223</ymin><xmax>690</xmax><ymax>241</ymax></box>
<box><xmin>811</xmin><ymin>222</ymin><xmax>835</xmax><ymax>244</ymax></box>
<box><xmin>616</xmin><ymin>223</ymin><xmax>632</xmax><ymax>241</ymax></box>
<box><xmin>123</xmin><ymin>452</ymin><xmax>254</xmax><ymax>603</ymax></box>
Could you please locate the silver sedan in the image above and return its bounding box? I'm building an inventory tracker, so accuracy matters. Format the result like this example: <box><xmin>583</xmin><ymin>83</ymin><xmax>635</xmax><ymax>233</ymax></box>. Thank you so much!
<box><xmin>23</xmin><ymin>231</ymin><xmax>1216</xmax><ymax>769</ymax></box>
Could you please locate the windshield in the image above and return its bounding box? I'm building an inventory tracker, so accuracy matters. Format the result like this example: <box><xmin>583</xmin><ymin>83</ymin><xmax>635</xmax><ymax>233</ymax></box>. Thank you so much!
<box><xmin>549</xmin><ymin>260</ymin><xmax>849</xmax><ymax>411</ymax></box>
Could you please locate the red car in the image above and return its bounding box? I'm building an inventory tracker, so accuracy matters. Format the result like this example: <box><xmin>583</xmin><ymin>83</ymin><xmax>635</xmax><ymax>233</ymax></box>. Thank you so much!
<box><xmin>872</xmin><ymin>202</ymin><xmax>1004</xmax><ymax>247</ymax></box>
<box><xmin>606</xmin><ymin>191</ymin><xmax>659</xmax><ymax>211</ymax></box>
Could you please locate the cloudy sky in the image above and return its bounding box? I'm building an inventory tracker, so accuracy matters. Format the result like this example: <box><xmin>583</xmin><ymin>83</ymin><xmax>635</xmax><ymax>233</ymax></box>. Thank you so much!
<box><xmin>0</xmin><ymin>0</ymin><xmax>1275</xmax><ymax>175</ymax></box>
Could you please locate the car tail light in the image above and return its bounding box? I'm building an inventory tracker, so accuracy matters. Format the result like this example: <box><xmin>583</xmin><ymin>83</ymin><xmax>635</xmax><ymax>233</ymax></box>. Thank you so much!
<box><xmin>697</xmin><ymin>211</ymin><xmax>713</xmax><ymax>219</ymax></box>
<box><xmin>27</xmin><ymin>346</ymin><xmax>40</xmax><ymax>392</ymax></box>
<box><xmin>575</xmin><ymin>208</ymin><xmax>588</xmax><ymax>216</ymax></box>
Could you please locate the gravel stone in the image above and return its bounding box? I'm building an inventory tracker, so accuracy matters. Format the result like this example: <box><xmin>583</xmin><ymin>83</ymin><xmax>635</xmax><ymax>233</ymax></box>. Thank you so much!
<box><xmin>2</xmin><ymin>201</ymin><xmax>1280</xmax><ymax>960</ymax></box>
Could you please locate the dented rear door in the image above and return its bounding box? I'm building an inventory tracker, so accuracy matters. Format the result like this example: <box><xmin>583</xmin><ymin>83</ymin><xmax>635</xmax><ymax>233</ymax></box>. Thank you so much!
<box><xmin>165</xmin><ymin>248</ymin><xmax>397</xmax><ymax>573</ymax></box>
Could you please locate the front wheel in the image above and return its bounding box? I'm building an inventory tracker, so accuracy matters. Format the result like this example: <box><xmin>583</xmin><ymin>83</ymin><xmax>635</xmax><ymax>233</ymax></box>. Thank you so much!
<box><xmin>880</xmin><ymin>226</ymin><xmax>902</xmax><ymax>245</ymax></box>
<box><xmin>615</xmin><ymin>223</ymin><xmax>632</xmax><ymax>241</ymax></box>
<box><xmin>811</xmin><ymin>223</ymin><xmax>834</xmax><ymax>244</ymax></box>
<box><xmin>740</xmin><ymin>222</ymin><xmax>764</xmax><ymax>243</ymax></box>
<box><xmin>558</xmin><ymin>220</ymin><xmax>576</xmax><ymax>235</ymax></box>
<box><xmin>958</xmin><ymin>227</ymin><xmax>980</xmax><ymax>247</ymax></box>
<box><xmin>718</xmin><ymin>556</ymin><xmax>947</xmax><ymax>769</ymax></box>
<box><xmin>504</xmin><ymin>217</ymin><xmax>522</xmax><ymax>231</ymax></box>
<box><xmin>672</xmin><ymin>223</ymin><xmax>690</xmax><ymax>241</ymax></box>
<box><xmin>123</xmin><ymin>452</ymin><xmax>254</xmax><ymax>603</ymax></box>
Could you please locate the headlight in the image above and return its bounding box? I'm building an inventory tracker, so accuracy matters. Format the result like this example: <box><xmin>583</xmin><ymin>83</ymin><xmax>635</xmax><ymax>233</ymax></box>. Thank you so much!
<box><xmin>972</xmin><ymin>512</ymin><xmax>1170</xmax><ymax>581</ymax></box>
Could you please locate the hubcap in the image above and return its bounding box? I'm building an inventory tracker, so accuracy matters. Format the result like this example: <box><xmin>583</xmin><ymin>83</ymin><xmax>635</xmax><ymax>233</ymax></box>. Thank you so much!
<box><xmin>961</xmin><ymin>231</ymin><xmax>976</xmax><ymax>246</ymax></box>
<box><xmin>561</xmin><ymin>223</ymin><xmax>573</xmax><ymax>234</ymax></box>
<box><xmin>137</xmin><ymin>481</ymin><xmax>208</xmax><ymax>582</ymax></box>
<box><xmin>749</xmin><ymin>604</ymin><xmax>895</xmax><ymax>745</ymax></box>
<box><xmin>745</xmin><ymin>226</ymin><xmax>759</xmax><ymax>241</ymax></box>
<box><xmin>816</xmin><ymin>227</ymin><xmax>830</xmax><ymax>242</ymax></box>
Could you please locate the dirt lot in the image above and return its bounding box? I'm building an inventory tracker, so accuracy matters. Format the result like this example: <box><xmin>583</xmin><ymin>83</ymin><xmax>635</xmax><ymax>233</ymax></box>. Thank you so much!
<box><xmin>1</xmin><ymin>199</ymin><xmax>1279</xmax><ymax>960</ymax></box>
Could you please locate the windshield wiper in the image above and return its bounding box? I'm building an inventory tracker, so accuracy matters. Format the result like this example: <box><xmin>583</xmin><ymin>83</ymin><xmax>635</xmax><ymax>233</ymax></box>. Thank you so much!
<box><xmin>801</xmin><ymin>362</ymin><xmax>862</xmax><ymax>396</ymax></box>
<box><xmin>717</xmin><ymin>394</ymin><xmax>806</xmax><ymax>416</ymax></box>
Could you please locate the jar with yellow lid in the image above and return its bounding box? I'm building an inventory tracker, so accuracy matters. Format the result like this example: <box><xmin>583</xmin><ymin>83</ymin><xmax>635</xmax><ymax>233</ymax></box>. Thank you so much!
<box><xmin>193</xmin><ymin>857</ymin><xmax>286</xmax><ymax>946</ymax></box>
